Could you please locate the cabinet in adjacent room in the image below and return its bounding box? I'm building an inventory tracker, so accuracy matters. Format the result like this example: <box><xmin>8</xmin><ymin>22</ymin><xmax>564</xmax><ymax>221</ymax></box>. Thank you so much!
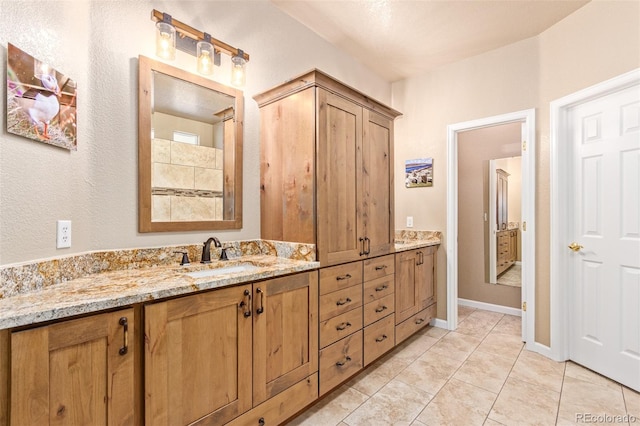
<box><xmin>255</xmin><ymin>69</ymin><xmax>402</xmax><ymax>266</ymax></box>
<box><xmin>395</xmin><ymin>246</ymin><xmax>437</xmax><ymax>344</ymax></box>
<box><xmin>10</xmin><ymin>308</ymin><xmax>136</xmax><ymax>426</ymax></box>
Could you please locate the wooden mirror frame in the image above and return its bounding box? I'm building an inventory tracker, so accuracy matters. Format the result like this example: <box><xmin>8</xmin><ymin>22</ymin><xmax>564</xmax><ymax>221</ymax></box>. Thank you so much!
<box><xmin>138</xmin><ymin>55</ymin><xmax>243</xmax><ymax>232</ymax></box>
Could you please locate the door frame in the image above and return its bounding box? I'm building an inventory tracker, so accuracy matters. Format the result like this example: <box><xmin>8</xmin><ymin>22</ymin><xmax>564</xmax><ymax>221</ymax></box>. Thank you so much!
<box><xmin>446</xmin><ymin>109</ymin><xmax>536</xmax><ymax>350</ymax></box>
<box><xmin>549</xmin><ymin>68</ymin><xmax>640</xmax><ymax>361</ymax></box>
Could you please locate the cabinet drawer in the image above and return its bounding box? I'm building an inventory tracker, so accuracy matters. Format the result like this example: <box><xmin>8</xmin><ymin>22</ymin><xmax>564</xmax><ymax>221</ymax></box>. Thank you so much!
<box><xmin>395</xmin><ymin>304</ymin><xmax>436</xmax><ymax>345</ymax></box>
<box><xmin>319</xmin><ymin>285</ymin><xmax>363</xmax><ymax>321</ymax></box>
<box><xmin>364</xmin><ymin>314</ymin><xmax>395</xmax><ymax>366</ymax></box>
<box><xmin>364</xmin><ymin>293</ymin><xmax>395</xmax><ymax>326</ymax></box>
<box><xmin>363</xmin><ymin>255</ymin><xmax>395</xmax><ymax>281</ymax></box>
<box><xmin>364</xmin><ymin>275</ymin><xmax>394</xmax><ymax>303</ymax></box>
<box><xmin>320</xmin><ymin>307</ymin><xmax>363</xmax><ymax>349</ymax></box>
<box><xmin>319</xmin><ymin>330</ymin><xmax>363</xmax><ymax>396</ymax></box>
<box><xmin>225</xmin><ymin>374</ymin><xmax>318</xmax><ymax>426</ymax></box>
<box><xmin>320</xmin><ymin>262</ymin><xmax>363</xmax><ymax>295</ymax></box>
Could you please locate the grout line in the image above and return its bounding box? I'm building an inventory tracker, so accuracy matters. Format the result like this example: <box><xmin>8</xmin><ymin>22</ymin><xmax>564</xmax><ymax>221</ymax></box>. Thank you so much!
<box><xmin>555</xmin><ymin>361</ymin><xmax>568</xmax><ymax>425</ymax></box>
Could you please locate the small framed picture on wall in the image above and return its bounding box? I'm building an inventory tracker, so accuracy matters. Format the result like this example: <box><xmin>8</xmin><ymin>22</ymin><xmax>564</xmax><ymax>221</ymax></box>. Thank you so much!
<box><xmin>405</xmin><ymin>157</ymin><xmax>433</xmax><ymax>188</ymax></box>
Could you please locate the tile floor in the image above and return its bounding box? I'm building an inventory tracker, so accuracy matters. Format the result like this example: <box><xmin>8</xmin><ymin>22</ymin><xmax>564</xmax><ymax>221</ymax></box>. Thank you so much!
<box><xmin>289</xmin><ymin>305</ymin><xmax>639</xmax><ymax>426</ymax></box>
<box><xmin>497</xmin><ymin>264</ymin><xmax>521</xmax><ymax>287</ymax></box>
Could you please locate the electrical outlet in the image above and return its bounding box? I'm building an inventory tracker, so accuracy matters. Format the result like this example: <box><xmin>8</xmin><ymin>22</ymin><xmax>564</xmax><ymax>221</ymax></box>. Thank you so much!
<box><xmin>57</xmin><ymin>220</ymin><xmax>71</xmax><ymax>248</ymax></box>
<box><xmin>406</xmin><ymin>216</ymin><xmax>414</xmax><ymax>228</ymax></box>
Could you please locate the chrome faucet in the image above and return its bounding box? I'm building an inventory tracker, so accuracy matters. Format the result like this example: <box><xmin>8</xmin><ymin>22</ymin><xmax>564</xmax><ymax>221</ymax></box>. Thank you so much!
<box><xmin>201</xmin><ymin>237</ymin><xmax>229</xmax><ymax>263</ymax></box>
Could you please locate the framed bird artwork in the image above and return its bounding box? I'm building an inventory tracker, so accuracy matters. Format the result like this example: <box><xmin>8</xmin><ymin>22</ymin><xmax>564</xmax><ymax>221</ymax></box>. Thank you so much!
<box><xmin>6</xmin><ymin>43</ymin><xmax>77</xmax><ymax>150</ymax></box>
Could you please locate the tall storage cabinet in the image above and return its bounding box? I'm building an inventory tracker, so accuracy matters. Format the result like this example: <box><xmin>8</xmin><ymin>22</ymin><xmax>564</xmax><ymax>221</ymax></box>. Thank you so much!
<box><xmin>256</xmin><ymin>70</ymin><xmax>402</xmax><ymax>266</ymax></box>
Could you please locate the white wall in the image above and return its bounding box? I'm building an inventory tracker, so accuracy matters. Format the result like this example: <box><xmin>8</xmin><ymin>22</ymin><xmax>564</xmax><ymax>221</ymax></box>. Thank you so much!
<box><xmin>392</xmin><ymin>0</ymin><xmax>639</xmax><ymax>344</ymax></box>
<box><xmin>0</xmin><ymin>0</ymin><xmax>391</xmax><ymax>265</ymax></box>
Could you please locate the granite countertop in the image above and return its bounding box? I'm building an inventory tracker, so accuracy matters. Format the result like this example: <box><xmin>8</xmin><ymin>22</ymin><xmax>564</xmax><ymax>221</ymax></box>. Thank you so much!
<box><xmin>0</xmin><ymin>233</ymin><xmax>441</xmax><ymax>330</ymax></box>
<box><xmin>0</xmin><ymin>255</ymin><xmax>319</xmax><ymax>330</ymax></box>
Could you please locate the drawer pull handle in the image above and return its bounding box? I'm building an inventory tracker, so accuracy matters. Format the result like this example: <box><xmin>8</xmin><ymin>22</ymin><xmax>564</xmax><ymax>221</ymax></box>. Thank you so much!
<box><xmin>415</xmin><ymin>318</ymin><xmax>425</xmax><ymax>325</ymax></box>
<box><xmin>375</xmin><ymin>284</ymin><xmax>388</xmax><ymax>292</ymax></box>
<box><xmin>336</xmin><ymin>322</ymin><xmax>352</xmax><ymax>331</ymax></box>
<box><xmin>119</xmin><ymin>317</ymin><xmax>128</xmax><ymax>356</ymax></box>
<box><xmin>335</xmin><ymin>356</ymin><xmax>352</xmax><ymax>367</ymax></box>
<box><xmin>336</xmin><ymin>297</ymin><xmax>352</xmax><ymax>306</ymax></box>
<box><xmin>375</xmin><ymin>305</ymin><xmax>388</xmax><ymax>313</ymax></box>
<box><xmin>239</xmin><ymin>289</ymin><xmax>252</xmax><ymax>317</ymax></box>
<box><xmin>256</xmin><ymin>288</ymin><xmax>264</xmax><ymax>315</ymax></box>
<box><xmin>258</xmin><ymin>418</ymin><xmax>265</xmax><ymax>426</ymax></box>
<box><xmin>375</xmin><ymin>265</ymin><xmax>387</xmax><ymax>271</ymax></box>
<box><xmin>375</xmin><ymin>334</ymin><xmax>388</xmax><ymax>343</ymax></box>
<box><xmin>336</xmin><ymin>274</ymin><xmax>352</xmax><ymax>281</ymax></box>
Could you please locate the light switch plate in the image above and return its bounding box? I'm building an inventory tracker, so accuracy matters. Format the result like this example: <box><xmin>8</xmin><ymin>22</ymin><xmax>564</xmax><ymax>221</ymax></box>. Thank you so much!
<box><xmin>57</xmin><ymin>220</ymin><xmax>71</xmax><ymax>248</ymax></box>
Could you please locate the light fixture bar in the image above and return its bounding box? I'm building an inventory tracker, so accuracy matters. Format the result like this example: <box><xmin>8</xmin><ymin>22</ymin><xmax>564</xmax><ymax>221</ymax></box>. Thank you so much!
<box><xmin>151</xmin><ymin>9</ymin><xmax>249</xmax><ymax>62</ymax></box>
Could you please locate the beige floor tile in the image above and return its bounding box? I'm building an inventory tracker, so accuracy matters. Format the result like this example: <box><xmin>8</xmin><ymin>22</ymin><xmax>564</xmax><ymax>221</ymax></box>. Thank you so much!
<box><xmin>458</xmin><ymin>305</ymin><xmax>477</xmax><ymax>322</ymax></box>
<box><xmin>488</xmin><ymin>376</ymin><xmax>560</xmax><ymax>425</ymax></box>
<box><xmin>344</xmin><ymin>379</ymin><xmax>433</xmax><ymax>426</ymax></box>
<box><xmin>416</xmin><ymin>378</ymin><xmax>497</xmax><ymax>426</ymax></box>
<box><xmin>288</xmin><ymin>385</ymin><xmax>368</xmax><ymax>426</ymax></box>
<box><xmin>346</xmin><ymin>354</ymin><xmax>411</xmax><ymax>396</ymax></box>
<box><xmin>422</xmin><ymin>325</ymin><xmax>448</xmax><ymax>340</ymax></box>
<box><xmin>428</xmin><ymin>331</ymin><xmax>482</xmax><ymax>361</ymax></box>
<box><xmin>510</xmin><ymin>349</ymin><xmax>565</xmax><ymax>393</ymax></box>
<box><xmin>456</xmin><ymin>317</ymin><xmax>498</xmax><ymax>339</ymax></box>
<box><xmin>565</xmin><ymin>362</ymin><xmax>623</xmax><ymax>392</ymax></box>
<box><xmin>410</xmin><ymin>421</ymin><xmax>427</xmax><ymax>426</ymax></box>
<box><xmin>492</xmin><ymin>315</ymin><xmax>522</xmax><ymax>336</ymax></box>
<box><xmin>395</xmin><ymin>350</ymin><xmax>464</xmax><ymax>395</ymax></box>
<box><xmin>453</xmin><ymin>349</ymin><xmax>515</xmax><ymax>393</ymax></box>
<box><xmin>478</xmin><ymin>332</ymin><xmax>524</xmax><ymax>361</ymax></box>
<box><xmin>483</xmin><ymin>419</ymin><xmax>506</xmax><ymax>426</ymax></box>
<box><xmin>623</xmin><ymin>386</ymin><xmax>640</xmax><ymax>419</ymax></box>
<box><xmin>391</xmin><ymin>333</ymin><xmax>440</xmax><ymax>362</ymax></box>
<box><xmin>466</xmin><ymin>309</ymin><xmax>504</xmax><ymax>324</ymax></box>
<box><xmin>557</xmin><ymin>375</ymin><xmax>627</xmax><ymax>425</ymax></box>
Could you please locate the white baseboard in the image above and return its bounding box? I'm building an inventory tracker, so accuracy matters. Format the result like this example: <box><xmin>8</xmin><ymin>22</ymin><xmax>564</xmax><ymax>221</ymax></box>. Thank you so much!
<box><xmin>458</xmin><ymin>298</ymin><xmax>522</xmax><ymax>317</ymax></box>
<box><xmin>431</xmin><ymin>318</ymin><xmax>448</xmax><ymax>329</ymax></box>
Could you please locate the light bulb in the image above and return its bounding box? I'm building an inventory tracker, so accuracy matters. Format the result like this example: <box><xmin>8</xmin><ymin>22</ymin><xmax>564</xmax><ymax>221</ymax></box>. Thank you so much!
<box><xmin>231</xmin><ymin>54</ymin><xmax>246</xmax><ymax>87</ymax></box>
<box><xmin>156</xmin><ymin>22</ymin><xmax>176</xmax><ymax>60</ymax></box>
<box><xmin>197</xmin><ymin>41</ymin><xmax>214</xmax><ymax>75</ymax></box>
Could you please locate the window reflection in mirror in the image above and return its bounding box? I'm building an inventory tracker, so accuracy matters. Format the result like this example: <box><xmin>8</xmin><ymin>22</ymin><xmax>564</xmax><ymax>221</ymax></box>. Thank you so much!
<box><xmin>138</xmin><ymin>55</ymin><xmax>243</xmax><ymax>232</ymax></box>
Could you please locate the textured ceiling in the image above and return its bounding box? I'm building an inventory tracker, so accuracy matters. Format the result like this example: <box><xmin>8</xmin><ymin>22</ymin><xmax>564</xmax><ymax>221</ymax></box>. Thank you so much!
<box><xmin>272</xmin><ymin>0</ymin><xmax>590</xmax><ymax>81</ymax></box>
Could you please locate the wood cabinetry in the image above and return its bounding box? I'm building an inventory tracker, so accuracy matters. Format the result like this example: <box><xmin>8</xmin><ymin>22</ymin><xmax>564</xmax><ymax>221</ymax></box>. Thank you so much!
<box><xmin>10</xmin><ymin>308</ymin><xmax>136</xmax><ymax>426</ymax></box>
<box><xmin>362</xmin><ymin>255</ymin><xmax>395</xmax><ymax>366</ymax></box>
<box><xmin>497</xmin><ymin>229</ymin><xmax>518</xmax><ymax>275</ymax></box>
<box><xmin>145</xmin><ymin>271</ymin><xmax>318</xmax><ymax>426</ymax></box>
<box><xmin>318</xmin><ymin>262</ymin><xmax>364</xmax><ymax>395</ymax></box>
<box><xmin>256</xmin><ymin>70</ymin><xmax>402</xmax><ymax>266</ymax></box>
<box><xmin>395</xmin><ymin>247</ymin><xmax>436</xmax><ymax>344</ymax></box>
<box><xmin>145</xmin><ymin>284</ymin><xmax>252</xmax><ymax>426</ymax></box>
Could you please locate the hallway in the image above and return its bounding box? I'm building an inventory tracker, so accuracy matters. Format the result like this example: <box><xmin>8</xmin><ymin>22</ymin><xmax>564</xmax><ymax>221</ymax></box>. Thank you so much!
<box><xmin>290</xmin><ymin>306</ymin><xmax>639</xmax><ymax>425</ymax></box>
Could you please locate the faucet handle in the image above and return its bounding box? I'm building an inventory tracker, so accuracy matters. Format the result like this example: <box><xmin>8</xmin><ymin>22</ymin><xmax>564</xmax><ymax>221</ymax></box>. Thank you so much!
<box><xmin>219</xmin><ymin>247</ymin><xmax>229</xmax><ymax>261</ymax></box>
<box><xmin>173</xmin><ymin>251</ymin><xmax>190</xmax><ymax>266</ymax></box>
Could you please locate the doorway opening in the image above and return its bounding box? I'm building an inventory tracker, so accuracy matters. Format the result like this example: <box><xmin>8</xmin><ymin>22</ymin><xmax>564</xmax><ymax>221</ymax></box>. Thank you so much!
<box><xmin>446</xmin><ymin>109</ymin><xmax>536</xmax><ymax>350</ymax></box>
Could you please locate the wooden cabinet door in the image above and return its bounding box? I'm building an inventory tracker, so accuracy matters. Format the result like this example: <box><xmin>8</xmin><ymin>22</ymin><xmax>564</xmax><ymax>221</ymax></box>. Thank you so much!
<box><xmin>253</xmin><ymin>271</ymin><xmax>318</xmax><ymax>405</ymax></box>
<box><xmin>11</xmin><ymin>308</ymin><xmax>135</xmax><ymax>426</ymax></box>
<box><xmin>418</xmin><ymin>247</ymin><xmax>436</xmax><ymax>310</ymax></box>
<box><xmin>361</xmin><ymin>109</ymin><xmax>394</xmax><ymax>258</ymax></box>
<box><xmin>145</xmin><ymin>285</ymin><xmax>252</xmax><ymax>426</ymax></box>
<box><xmin>395</xmin><ymin>250</ymin><xmax>420</xmax><ymax>324</ymax></box>
<box><xmin>317</xmin><ymin>89</ymin><xmax>364</xmax><ymax>265</ymax></box>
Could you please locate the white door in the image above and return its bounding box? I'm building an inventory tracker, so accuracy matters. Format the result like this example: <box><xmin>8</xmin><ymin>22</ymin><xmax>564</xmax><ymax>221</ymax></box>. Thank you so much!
<box><xmin>568</xmin><ymin>83</ymin><xmax>640</xmax><ymax>391</ymax></box>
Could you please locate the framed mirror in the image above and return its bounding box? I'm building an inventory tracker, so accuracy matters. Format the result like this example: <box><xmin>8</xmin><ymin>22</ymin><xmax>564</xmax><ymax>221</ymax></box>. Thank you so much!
<box><xmin>138</xmin><ymin>55</ymin><xmax>243</xmax><ymax>232</ymax></box>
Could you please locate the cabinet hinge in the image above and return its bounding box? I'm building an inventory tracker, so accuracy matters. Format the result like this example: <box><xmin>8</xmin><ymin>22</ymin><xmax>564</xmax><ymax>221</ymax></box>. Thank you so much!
<box><xmin>522</xmin><ymin>301</ymin><xmax>527</xmax><ymax>312</ymax></box>
<box><xmin>522</xmin><ymin>140</ymin><xmax>527</xmax><ymax>151</ymax></box>
<box><xmin>522</xmin><ymin>222</ymin><xmax>526</xmax><ymax>231</ymax></box>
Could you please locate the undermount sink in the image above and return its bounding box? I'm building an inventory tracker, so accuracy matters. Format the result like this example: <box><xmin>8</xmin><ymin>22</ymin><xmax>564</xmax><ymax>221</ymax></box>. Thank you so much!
<box><xmin>183</xmin><ymin>263</ymin><xmax>260</xmax><ymax>279</ymax></box>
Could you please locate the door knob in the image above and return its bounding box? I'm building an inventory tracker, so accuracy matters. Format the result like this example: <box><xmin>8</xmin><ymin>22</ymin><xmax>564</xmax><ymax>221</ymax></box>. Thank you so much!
<box><xmin>568</xmin><ymin>242</ymin><xmax>583</xmax><ymax>252</ymax></box>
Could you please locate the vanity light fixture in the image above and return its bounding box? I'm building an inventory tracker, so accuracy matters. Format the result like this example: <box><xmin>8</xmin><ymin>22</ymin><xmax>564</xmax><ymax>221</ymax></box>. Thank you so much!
<box><xmin>151</xmin><ymin>9</ymin><xmax>250</xmax><ymax>84</ymax></box>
